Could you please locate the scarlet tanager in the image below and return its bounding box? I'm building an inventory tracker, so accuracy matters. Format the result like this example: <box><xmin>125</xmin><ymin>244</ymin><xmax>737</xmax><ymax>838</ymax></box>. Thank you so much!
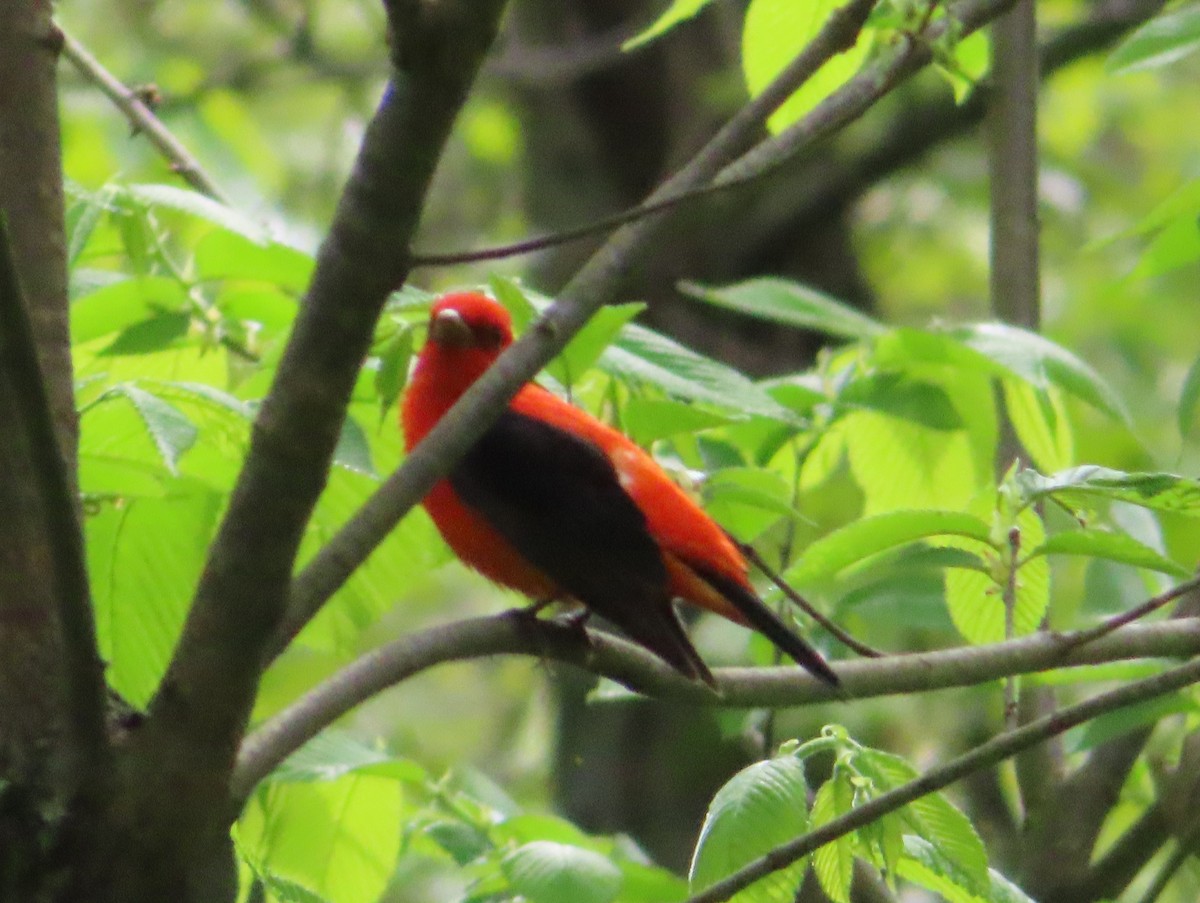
<box><xmin>401</xmin><ymin>292</ymin><xmax>838</xmax><ymax>687</ymax></box>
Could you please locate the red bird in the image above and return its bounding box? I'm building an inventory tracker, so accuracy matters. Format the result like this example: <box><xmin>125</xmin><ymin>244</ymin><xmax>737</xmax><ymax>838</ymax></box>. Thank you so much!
<box><xmin>401</xmin><ymin>291</ymin><xmax>838</xmax><ymax>687</ymax></box>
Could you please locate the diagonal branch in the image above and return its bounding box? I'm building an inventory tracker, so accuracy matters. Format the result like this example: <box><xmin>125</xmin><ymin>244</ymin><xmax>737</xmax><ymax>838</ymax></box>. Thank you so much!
<box><xmin>683</xmin><ymin>655</ymin><xmax>1200</xmax><ymax>903</ymax></box>
<box><xmin>275</xmin><ymin>0</ymin><xmax>1021</xmax><ymax>656</ymax></box>
<box><xmin>59</xmin><ymin>29</ymin><xmax>228</xmax><ymax>202</ymax></box>
<box><xmin>232</xmin><ymin>612</ymin><xmax>1200</xmax><ymax>802</ymax></box>
<box><xmin>129</xmin><ymin>0</ymin><xmax>509</xmax><ymax>850</ymax></box>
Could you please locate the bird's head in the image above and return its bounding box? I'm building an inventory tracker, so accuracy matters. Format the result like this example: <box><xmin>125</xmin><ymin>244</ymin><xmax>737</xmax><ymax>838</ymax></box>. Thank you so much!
<box><xmin>426</xmin><ymin>292</ymin><xmax>513</xmax><ymax>353</ymax></box>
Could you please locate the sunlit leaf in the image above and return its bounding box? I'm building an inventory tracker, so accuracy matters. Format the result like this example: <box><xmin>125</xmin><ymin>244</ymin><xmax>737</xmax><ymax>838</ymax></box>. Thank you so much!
<box><xmin>682</xmin><ymin>278</ymin><xmax>883</xmax><ymax>341</ymax></box>
<box><xmin>503</xmin><ymin>841</ymin><xmax>623</xmax><ymax>903</ymax></box>
<box><xmin>623</xmin><ymin>0</ymin><xmax>715</xmax><ymax>50</ymax></box>
<box><xmin>1028</xmin><ymin>529</ymin><xmax>1189</xmax><ymax>578</ymax></box>
<box><xmin>1107</xmin><ymin>4</ymin><xmax>1200</xmax><ymax>75</ymax></box>
<box><xmin>690</xmin><ymin>754</ymin><xmax>810</xmax><ymax>901</ymax></box>
<box><xmin>1017</xmin><ymin>467</ymin><xmax>1200</xmax><ymax>516</ymax></box>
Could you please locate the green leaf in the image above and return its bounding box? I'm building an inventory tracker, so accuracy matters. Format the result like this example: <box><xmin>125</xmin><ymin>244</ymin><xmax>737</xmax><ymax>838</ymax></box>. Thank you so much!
<box><xmin>896</xmin><ymin>836</ymin><xmax>998</xmax><ymax>903</ymax></box>
<box><xmin>71</xmin><ymin>275</ymin><xmax>190</xmax><ymax>343</ymax></box>
<box><xmin>690</xmin><ymin>754</ymin><xmax>809</xmax><ymax>901</ymax></box>
<box><xmin>126</xmin><ymin>182</ymin><xmax>270</xmax><ymax>244</ymax></box>
<box><xmin>623</xmin><ymin>0</ymin><xmax>715</xmax><ymax>49</ymax></box>
<box><xmin>810</xmin><ymin>775</ymin><xmax>855</xmax><ymax>903</ymax></box>
<box><xmin>703</xmin><ymin>466</ymin><xmax>805</xmax><ymax>541</ymax></box>
<box><xmin>502</xmin><ymin>842</ymin><xmax>623</xmax><ymax>903</ymax></box>
<box><xmin>948</xmin><ymin>323</ymin><xmax>1128</xmax><ymax>423</ymax></box>
<box><xmin>1106</xmin><ymin>4</ymin><xmax>1200</xmax><ymax>75</ymax></box>
<box><xmin>373</xmin><ymin>328</ymin><xmax>413</xmax><ymax>422</ymax></box>
<box><xmin>856</xmin><ymin>750</ymin><xmax>989</xmax><ymax>895</ymax></box>
<box><xmin>787</xmin><ymin>510</ymin><xmax>993</xmax><ymax>585</ymax></box>
<box><xmin>333</xmin><ymin>414</ymin><xmax>375</xmax><ymax>477</ymax></box>
<box><xmin>944</xmin><ymin>508</ymin><xmax>1049</xmax><ymax>645</ymax></box>
<box><xmin>1179</xmin><ymin>353</ymin><xmax>1200</xmax><ymax>439</ymax></box>
<box><xmin>1002</xmin><ymin>380</ymin><xmax>1073</xmax><ymax>473</ymax></box>
<box><xmin>255</xmin><ymin>872</ymin><xmax>332</xmax><ymax>903</ymax></box>
<box><xmin>238</xmin><ymin>773</ymin><xmax>403</xmax><ymax>903</ymax></box>
<box><xmin>88</xmin><ymin>489</ymin><xmax>222</xmax><ymax>705</ymax></box>
<box><xmin>841</xmin><ymin>375</ymin><xmax>962</xmax><ymax>431</ymax></box>
<box><xmin>622</xmin><ymin>399</ymin><xmax>735</xmax><ymax>445</ymax></box>
<box><xmin>101</xmin><ymin>311</ymin><xmax>192</xmax><ymax>356</ymax></box>
<box><xmin>1131</xmin><ymin>214</ymin><xmax>1200</xmax><ymax>278</ymax></box>
<box><xmin>742</xmin><ymin>0</ymin><xmax>872</xmax><ymax>133</ymax></box>
<box><xmin>1028</xmin><ymin>530</ymin><xmax>1189</xmax><ymax>578</ymax></box>
<box><xmin>683</xmin><ymin>278</ymin><xmax>883</xmax><ymax>341</ymax></box>
<box><xmin>601</xmin><ymin>324</ymin><xmax>793</xmax><ymax>421</ymax></box>
<box><xmin>269</xmin><ymin>729</ymin><xmax>427</xmax><ymax>785</ymax></box>
<box><xmin>555</xmin><ymin>302</ymin><xmax>646</xmax><ymax>390</ymax></box>
<box><xmin>1066</xmin><ymin>693</ymin><xmax>1196</xmax><ymax>753</ymax></box>
<box><xmin>1017</xmin><ymin>467</ymin><xmax>1200</xmax><ymax>516</ymax></box>
<box><xmin>114</xmin><ymin>384</ymin><xmax>199</xmax><ymax>474</ymax></box>
<box><xmin>194</xmin><ymin>229</ymin><xmax>314</xmax><ymax>293</ymax></box>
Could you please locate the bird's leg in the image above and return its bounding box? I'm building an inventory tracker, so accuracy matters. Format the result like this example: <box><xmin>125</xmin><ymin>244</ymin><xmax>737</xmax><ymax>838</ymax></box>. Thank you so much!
<box><xmin>508</xmin><ymin>596</ymin><xmax>557</xmax><ymax>624</ymax></box>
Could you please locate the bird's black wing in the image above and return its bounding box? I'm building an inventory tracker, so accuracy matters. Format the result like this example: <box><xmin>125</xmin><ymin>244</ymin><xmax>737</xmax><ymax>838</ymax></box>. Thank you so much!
<box><xmin>450</xmin><ymin>409</ymin><xmax>713</xmax><ymax>684</ymax></box>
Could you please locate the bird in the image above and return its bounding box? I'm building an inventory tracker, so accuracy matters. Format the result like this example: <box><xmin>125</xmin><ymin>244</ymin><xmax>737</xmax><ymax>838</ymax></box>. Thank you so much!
<box><xmin>401</xmin><ymin>291</ymin><xmax>838</xmax><ymax>688</ymax></box>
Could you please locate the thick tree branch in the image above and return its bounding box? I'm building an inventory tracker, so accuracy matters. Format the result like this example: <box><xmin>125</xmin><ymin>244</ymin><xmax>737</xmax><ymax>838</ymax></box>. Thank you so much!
<box><xmin>684</xmin><ymin>655</ymin><xmax>1200</xmax><ymax>903</ymax></box>
<box><xmin>233</xmin><ymin>614</ymin><xmax>1200</xmax><ymax>802</ymax></box>
<box><xmin>0</xmin><ymin>215</ymin><xmax>108</xmax><ymax>796</ymax></box>
<box><xmin>277</xmin><ymin>0</ymin><xmax>1021</xmax><ymax>654</ymax></box>
<box><xmin>0</xmin><ymin>3</ymin><xmax>76</xmax><ymax>485</ymax></box>
<box><xmin>59</xmin><ymin>30</ymin><xmax>228</xmax><ymax>202</ymax></box>
<box><xmin>126</xmin><ymin>0</ymin><xmax>509</xmax><ymax>874</ymax></box>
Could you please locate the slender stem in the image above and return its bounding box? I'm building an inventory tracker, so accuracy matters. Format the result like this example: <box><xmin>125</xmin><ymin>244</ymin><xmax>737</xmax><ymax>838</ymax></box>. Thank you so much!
<box><xmin>684</xmin><ymin>656</ymin><xmax>1200</xmax><ymax>903</ymax></box>
<box><xmin>1065</xmin><ymin>572</ymin><xmax>1200</xmax><ymax>648</ymax></box>
<box><xmin>59</xmin><ymin>29</ymin><xmax>228</xmax><ymax>202</ymax></box>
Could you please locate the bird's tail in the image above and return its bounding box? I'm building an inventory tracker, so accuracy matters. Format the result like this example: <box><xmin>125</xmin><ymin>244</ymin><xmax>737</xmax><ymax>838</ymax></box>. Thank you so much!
<box><xmin>696</xmin><ymin>566</ymin><xmax>839</xmax><ymax>686</ymax></box>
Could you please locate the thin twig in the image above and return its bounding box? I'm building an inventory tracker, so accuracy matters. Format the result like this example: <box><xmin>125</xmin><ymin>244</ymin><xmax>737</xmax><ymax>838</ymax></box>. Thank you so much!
<box><xmin>737</xmin><ymin>541</ymin><xmax>883</xmax><ymax>658</ymax></box>
<box><xmin>59</xmin><ymin>29</ymin><xmax>228</xmax><ymax>202</ymax></box>
<box><xmin>684</xmin><ymin>655</ymin><xmax>1200</xmax><ymax>903</ymax></box>
<box><xmin>233</xmin><ymin>613</ymin><xmax>1200</xmax><ymax>803</ymax></box>
<box><xmin>1062</xmin><ymin>572</ymin><xmax>1200</xmax><ymax>649</ymax></box>
<box><xmin>1003</xmin><ymin>526</ymin><xmax>1021</xmax><ymax>728</ymax></box>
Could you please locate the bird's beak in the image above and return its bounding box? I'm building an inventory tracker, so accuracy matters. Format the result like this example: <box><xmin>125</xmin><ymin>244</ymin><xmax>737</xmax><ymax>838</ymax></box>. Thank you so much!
<box><xmin>428</xmin><ymin>308</ymin><xmax>475</xmax><ymax>348</ymax></box>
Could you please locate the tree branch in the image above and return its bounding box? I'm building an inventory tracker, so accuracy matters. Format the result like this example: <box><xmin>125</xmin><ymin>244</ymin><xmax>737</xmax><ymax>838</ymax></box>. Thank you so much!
<box><xmin>276</xmin><ymin>0</ymin><xmax>1021</xmax><ymax>655</ymax></box>
<box><xmin>128</xmin><ymin>0</ymin><xmax>508</xmax><ymax>858</ymax></box>
<box><xmin>233</xmin><ymin>613</ymin><xmax>1200</xmax><ymax>802</ymax></box>
<box><xmin>0</xmin><ymin>215</ymin><xmax>109</xmax><ymax>796</ymax></box>
<box><xmin>59</xmin><ymin>29</ymin><xmax>229</xmax><ymax>202</ymax></box>
<box><xmin>683</xmin><ymin>655</ymin><xmax>1200</xmax><ymax>903</ymax></box>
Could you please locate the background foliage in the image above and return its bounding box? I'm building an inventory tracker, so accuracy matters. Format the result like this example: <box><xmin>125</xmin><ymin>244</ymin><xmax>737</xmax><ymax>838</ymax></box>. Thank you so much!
<box><xmin>31</xmin><ymin>0</ymin><xmax>1200</xmax><ymax>900</ymax></box>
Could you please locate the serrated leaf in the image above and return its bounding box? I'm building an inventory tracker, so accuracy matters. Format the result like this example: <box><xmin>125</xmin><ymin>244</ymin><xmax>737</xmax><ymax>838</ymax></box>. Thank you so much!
<box><xmin>944</xmin><ymin>507</ymin><xmax>1049</xmax><ymax>645</ymax></box>
<box><xmin>1028</xmin><ymin>530</ymin><xmax>1189</xmax><ymax>577</ymax></box>
<box><xmin>948</xmin><ymin>323</ymin><xmax>1128</xmax><ymax>423</ymax></box>
<box><xmin>857</xmin><ymin>751</ymin><xmax>989</xmax><ymax>895</ymax></box>
<box><xmin>683</xmin><ymin>278</ymin><xmax>882</xmax><ymax>341</ymax></box>
<box><xmin>114</xmin><ymin>384</ymin><xmax>198</xmax><ymax>474</ymax></box>
<box><xmin>270</xmin><ymin>729</ymin><xmax>427</xmax><ymax>785</ymax></box>
<box><xmin>126</xmin><ymin>182</ymin><xmax>270</xmax><ymax>244</ymax></box>
<box><xmin>238</xmin><ymin>774</ymin><xmax>403</xmax><ymax>903</ymax></box>
<box><xmin>1002</xmin><ymin>379</ymin><xmax>1073</xmax><ymax>473</ymax></box>
<box><xmin>787</xmin><ymin>510</ymin><xmax>993</xmax><ymax>585</ymax></box>
<box><xmin>810</xmin><ymin>776</ymin><xmax>855</xmax><ymax>903</ymax></box>
<box><xmin>1017</xmin><ymin>466</ymin><xmax>1200</xmax><ymax>516</ymax></box>
<box><xmin>256</xmin><ymin>872</ymin><xmax>332</xmax><ymax>903</ymax></box>
<box><xmin>601</xmin><ymin>324</ymin><xmax>793</xmax><ymax>421</ymax></box>
<box><xmin>502</xmin><ymin>841</ymin><xmax>623</xmax><ymax>903</ymax></box>
<box><xmin>896</xmin><ymin>836</ymin><xmax>989</xmax><ymax>903</ymax></box>
<box><xmin>373</xmin><ymin>328</ymin><xmax>413</xmax><ymax>421</ymax></box>
<box><xmin>333</xmin><ymin>414</ymin><xmax>375</xmax><ymax>476</ymax></box>
<box><xmin>742</xmin><ymin>0</ymin><xmax>872</xmax><ymax>133</ymax></box>
<box><xmin>1106</xmin><ymin>5</ymin><xmax>1200</xmax><ymax>75</ymax></box>
<box><xmin>101</xmin><ymin>311</ymin><xmax>192</xmax><ymax>356</ymax></box>
<box><xmin>71</xmin><ymin>275</ymin><xmax>190</xmax><ymax>342</ymax></box>
<box><xmin>622</xmin><ymin>398</ymin><xmax>735</xmax><ymax>445</ymax></box>
<box><xmin>690</xmin><ymin>755</ymin><xmax>809</xmax><ymax>902</ymax></box>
